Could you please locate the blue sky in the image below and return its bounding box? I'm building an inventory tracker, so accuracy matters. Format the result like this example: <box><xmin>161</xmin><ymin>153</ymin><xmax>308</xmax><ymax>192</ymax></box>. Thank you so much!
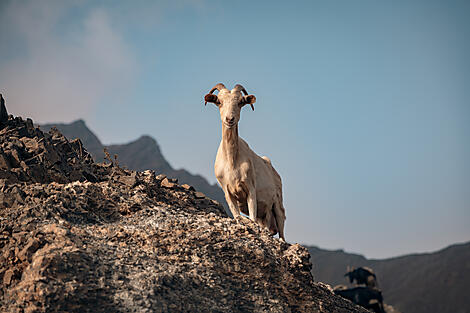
<box><xmin>1</xmin><ymin>0</ymin><xmax>469</xmax><ymax>258</ymax></box>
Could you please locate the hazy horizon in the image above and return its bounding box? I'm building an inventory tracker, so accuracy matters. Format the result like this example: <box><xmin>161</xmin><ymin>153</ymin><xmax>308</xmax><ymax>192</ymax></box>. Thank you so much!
<box><xmin>1</xmin><ymin>0</ymin><xmax>469</xmax><ymax>259</ymax></box>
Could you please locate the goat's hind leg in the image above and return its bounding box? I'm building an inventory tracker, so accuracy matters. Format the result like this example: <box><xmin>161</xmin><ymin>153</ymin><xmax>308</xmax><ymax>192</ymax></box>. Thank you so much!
<box><xmin>273</xmin><ymin>203</ymin><xmax>285</xmax><ymax>241</ymax></box>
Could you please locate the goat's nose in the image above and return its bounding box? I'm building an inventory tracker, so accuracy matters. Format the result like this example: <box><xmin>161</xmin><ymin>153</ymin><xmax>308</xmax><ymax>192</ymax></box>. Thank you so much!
<box><xmin>226</xmin><ymin>116</ymin><xmax>235</xmax><ymax>123</ymax></box>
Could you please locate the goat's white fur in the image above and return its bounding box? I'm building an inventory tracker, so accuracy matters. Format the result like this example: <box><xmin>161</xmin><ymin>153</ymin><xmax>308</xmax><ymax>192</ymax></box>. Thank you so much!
<box><xmin>205</xmin><ymin>84</ymin><xmax>286</xmax><ymax>240</ymax></box>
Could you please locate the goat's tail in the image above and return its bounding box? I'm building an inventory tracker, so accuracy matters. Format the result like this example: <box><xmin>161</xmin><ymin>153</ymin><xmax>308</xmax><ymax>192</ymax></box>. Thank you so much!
<box><xmin>261</xmin><ymin>156</ymin><xmax>271</xmax><ymax>165</ymax></box>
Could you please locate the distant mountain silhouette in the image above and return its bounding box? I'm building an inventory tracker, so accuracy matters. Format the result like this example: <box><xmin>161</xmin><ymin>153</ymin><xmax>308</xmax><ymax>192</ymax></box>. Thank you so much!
<box><xmin>106</xmin><ymin>135</ymin><xmax>173</xmax><ymax>174</ymax></box>
<box><xmin>41</xmin><ymin>120</ymin><xmax>105</xmax><ymax>160</ymax></box>
<box><xmin>307</xmin><ymin>242</ymin><xmax>470</xmax><ymax>313</ymax></box>
<box><xmin>41</xmin><ymin>120</ymin><xmax>229</xmax><ymax>215</ymax></box>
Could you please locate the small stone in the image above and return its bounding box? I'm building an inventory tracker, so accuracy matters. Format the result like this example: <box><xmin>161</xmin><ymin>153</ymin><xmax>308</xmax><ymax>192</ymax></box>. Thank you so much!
<box><xmin>25</xmin><ymin>118</ymin><xmax>35</xmax><ymax>136</ymax></box>
<box><xmin>161</xmin><ymin>177</ymin><xmax>176</xmax><ymax>189</ymax></box>
<box><xmin>118</xmin><ymin>172</ymin><xmax>137</xmax><ymax>186</ymax></box>
<box><xmin>194</xmin><ymin>192</ymin><xmax>206</xmax><ymax>199</ymax></box>
<box><xmin>18</xmin><ymin>238</ymin><xmax>41</xmax><ymax>262</ymax></box>
<box><xmin>181</xmin><ymin>184</ymin><xmax>195</xmax><ymax>191</ymax></box>
<box><xmin>40</xmin><ymin>224</ymin><xmax>67</xmax><ymax>237</ymax></box>
<box><xmin>3</xmin><ymin>268</ymin><xmax>15</xmax><ymax>285</ymax></box>
<box><xmin>20</xmin><ymin>137</ymin><xmax>39</xmax><ymax>153</ymax></box>
<box><xmin>10</xmin><ymin>149</ymin><xmax>22</xmax><ymax>167</ymax></box>
<box><xmin>156</xmin><ymin>174</ymin><xmax>167</xmax><ymax>181</ymax></box>
<box><xmin>20</xmin><ymin>161</ymin><xmax>29</xmax><ymax>170</ymax></box>
<box><xmin>0</xmin><ymin>151</ymin><xmax>10</xmax><ymax>170</ymax></box>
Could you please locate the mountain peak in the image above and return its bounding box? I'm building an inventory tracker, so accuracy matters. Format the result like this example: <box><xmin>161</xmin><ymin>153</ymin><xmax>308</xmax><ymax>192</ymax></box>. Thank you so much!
<box><xmin>70</xmin><ymin>119</ymin><xmax>86</xmax><ymax>126</ymax></box>
<box><xmin>135</xmin><ymin>135</ymin><xmax>158</xmax><ymax>145</ymax></box>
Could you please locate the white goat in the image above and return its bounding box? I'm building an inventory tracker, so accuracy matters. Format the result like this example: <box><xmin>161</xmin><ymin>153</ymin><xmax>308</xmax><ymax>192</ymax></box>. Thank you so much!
<box><xmin>204</xmin><ymin>83</ymin><xmax>286</xmax><ymax>240</ymax></box>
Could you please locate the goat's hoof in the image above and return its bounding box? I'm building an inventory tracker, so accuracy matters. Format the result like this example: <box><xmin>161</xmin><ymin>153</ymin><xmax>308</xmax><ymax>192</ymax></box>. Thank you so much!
<box><xmin>234</xmin><ymin>215</ymin><xmax>244</xmax><ymax>223</ymax></box>
<box><xmin>236</xmin><ymin>216</ymin><xmax>252</xmax><ymax>226</ymax></box>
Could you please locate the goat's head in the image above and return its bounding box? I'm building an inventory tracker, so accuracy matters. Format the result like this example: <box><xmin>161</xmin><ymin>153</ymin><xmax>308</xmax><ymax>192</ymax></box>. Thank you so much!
<box><xmin>204</xmin><ymin>83</ymin><xmax>256</xmax><ymax>129</ymax></box>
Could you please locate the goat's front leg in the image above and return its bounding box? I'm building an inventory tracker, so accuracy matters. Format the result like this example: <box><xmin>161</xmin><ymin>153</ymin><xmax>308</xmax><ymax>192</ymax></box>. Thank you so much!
<box><xmin>223</xmin><ymin>186</ymin><xmax>240</xmax><ymax>218</ymax></box>
<box><xmin>247</xmin><ymin>187</ymin><xmax>257</xmax><ymax>221</ymax></box>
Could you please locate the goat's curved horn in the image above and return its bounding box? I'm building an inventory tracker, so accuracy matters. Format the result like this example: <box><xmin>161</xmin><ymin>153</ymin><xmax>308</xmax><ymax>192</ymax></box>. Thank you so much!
<box><xmin>209</xmin><ymin>83</ymin><xmax>226</xmax><ymax>94</ymax></box>
<box><xmin>232</xmin><ymin>84</ymin><xmax>248</xmax><ymax>95</ymax></box>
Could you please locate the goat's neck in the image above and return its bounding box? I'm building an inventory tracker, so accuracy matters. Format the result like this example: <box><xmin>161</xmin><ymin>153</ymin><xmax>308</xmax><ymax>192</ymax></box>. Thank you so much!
<box><xmin>221</xmin><ymin>124</ymin><xmax>239</xmax><ymax>166</ymax></box>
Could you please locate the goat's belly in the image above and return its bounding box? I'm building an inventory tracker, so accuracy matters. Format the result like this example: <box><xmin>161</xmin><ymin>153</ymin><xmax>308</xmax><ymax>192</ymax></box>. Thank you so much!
<box><xmin>239</xmin><ymin>200</ymin><xmax>268</xmax><ymax>218</ymax></box>
<box><xmin>227</xmin><ymin>182</ymin><xmax>248</xmax><ymax>203</ymax></box>
<box><xmin>256</xmin><ymin>186</ymin><xmax>278</xmax><ymax>202</ymax></box>
<box><xmin>255</xmin><ymin>173</ymin><xmax>279</xmax><ymax>194</ymax></box>
<box><xmin>255</xmin><ymin>200</ymin><xmax>271</xmax><ymax>217</ymax></box>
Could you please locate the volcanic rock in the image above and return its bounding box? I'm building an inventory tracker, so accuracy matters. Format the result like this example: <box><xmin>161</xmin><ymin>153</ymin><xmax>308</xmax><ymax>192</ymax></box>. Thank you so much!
<box><xmin>0</xmin><ymin>113</ymin><xmax>368</xmax><ymax>312</ymax></box>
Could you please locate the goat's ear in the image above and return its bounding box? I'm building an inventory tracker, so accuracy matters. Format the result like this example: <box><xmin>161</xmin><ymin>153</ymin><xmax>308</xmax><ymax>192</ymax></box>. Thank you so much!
<box><xmin>243</xmin><ymin>95</ymin><xmax>256</xmax><ymax>111</ymax></box>
<box><xmin>204</xmin><ymin>94</ymin><xmax>219</xmax><ymax>106</ymax></box>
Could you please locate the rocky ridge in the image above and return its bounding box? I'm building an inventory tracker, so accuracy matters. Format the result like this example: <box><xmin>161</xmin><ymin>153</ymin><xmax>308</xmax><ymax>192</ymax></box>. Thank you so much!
<box><xmin>0</xmin><ymin>109</ymin><xmax>367</xmax><ymax>312</ymax></box>
<box><xmin>40</xmin><ymin>120</ymin><xmax>230</xmax><ymax>216</ymax></box>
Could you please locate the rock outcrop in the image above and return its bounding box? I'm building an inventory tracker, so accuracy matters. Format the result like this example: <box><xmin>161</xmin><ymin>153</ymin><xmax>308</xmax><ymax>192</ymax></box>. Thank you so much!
<box><xmin>0</xmin><ymin>111</ymin><xmax>367</xmax><ymax>312</ymax></box>
<box><xmin>0</xmin><ymin>94</ymin><xmax>8</xmax><ymax>124</ymax></box>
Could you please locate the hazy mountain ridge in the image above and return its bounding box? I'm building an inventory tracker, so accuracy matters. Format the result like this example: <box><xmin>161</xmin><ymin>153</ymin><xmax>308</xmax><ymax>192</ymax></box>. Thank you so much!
<box><xmin>308</xmin><ymin>242</ymin><xmax>470</xmax><ymax>313</ymax></box>
<box><xmin>40</xmin><ymin>120</ymin><xmax>229</xmax><ymax>215</ymax></box>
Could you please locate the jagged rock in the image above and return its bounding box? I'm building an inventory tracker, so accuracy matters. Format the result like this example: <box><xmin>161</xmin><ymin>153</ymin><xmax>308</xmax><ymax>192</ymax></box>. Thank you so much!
<box><xmin>2</xmin><ymin>269</ymin><xmax>17</xmax><ymax>286</ymax></box>
<box><xmin>160</xmin><ymin>177</ymin><xmax>177</xmax><ymax>188</ymax></box>
<box><xmin>0</xmin><ymin>150</ymin><xmax>10</xmax><ymax>169</ymax></box>
<box><xmin>0</xmin><ymin>94</ymin><xmax>8</xmax><ymax>124</ymax></box>
<box><xmin>17</xmin><ymin>237</ymin><xmax>41</xmax><ymax>262</ymax></box>
<box><xmin>0</xmin><ymin>116</ymin><xmax>98</xmax><ymax>184</ymax></box>
<box><xmin>181</xmin><ymin>183</ymin><xmax>195</xmax><ymax>191</ymax></box>
<box><xmin>155</xmin><ymin>174</ymin><xmax>166</xmax><ymax>180</ymax></box>
<box><xmin>120</xmin><ymin>173</ymin><xmax>137</xmax><ymax>186</ymax></box>
<box><xmin>194</xmin><ymin>191</ymin><xmax>206</xmax><ymax>199</ymax></box>
<box><xmin>0</xmin><ymin>113</ymin><xmax>368</xmax><ymax>312</ymax></box>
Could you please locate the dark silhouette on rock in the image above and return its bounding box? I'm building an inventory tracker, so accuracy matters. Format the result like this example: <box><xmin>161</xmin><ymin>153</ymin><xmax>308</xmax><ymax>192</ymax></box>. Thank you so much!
<box><xmin>0</xmin><ymin>94</ymin><xmax>8</xmax><ymax>124</ymax></box>
<box><xmin>335</xmin><ymin>267</ymin><xmax>385</xmax><ymax>312</ymax></box>
<box><xmin>308</xmin><ymin>244</ymin><xmax>470</xmax><ymax>313</ymax></box>
<box><xmin>334</xmin><ymin>286</ymin><xmax>385</xmax><ymax>313</ymax></box>
<box><xmin>345</xmin><ymin>266</ymin><xmax>377</xmax><ymax>287</ymax></box>
<box><xmin>0</xmin><ymin>112</ymin><xmax>369</xmax><ymax>312</ymax></box>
